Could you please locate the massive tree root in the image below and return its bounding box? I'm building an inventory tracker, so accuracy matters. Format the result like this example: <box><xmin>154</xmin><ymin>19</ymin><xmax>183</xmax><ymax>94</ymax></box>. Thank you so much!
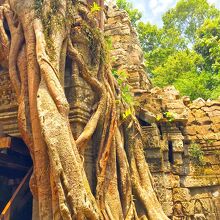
<box><xmin>0</xmin><ymin>0</ymin><xmax>169</xmax><ymax>219</ymax></box>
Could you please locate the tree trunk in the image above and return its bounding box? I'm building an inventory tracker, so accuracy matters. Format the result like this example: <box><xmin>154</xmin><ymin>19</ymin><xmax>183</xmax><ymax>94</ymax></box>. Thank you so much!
<box><xmin>0</xmin><ymin>0</ymin><xmax>169</xmax><ymax>219</ymax></box>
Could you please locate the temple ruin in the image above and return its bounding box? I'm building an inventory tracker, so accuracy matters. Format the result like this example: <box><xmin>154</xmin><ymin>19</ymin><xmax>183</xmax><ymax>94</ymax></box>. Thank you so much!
<box><xmin>0</xmin><ymin>3</ymin><xmax>219</xmax><ymax>220</ymax></box>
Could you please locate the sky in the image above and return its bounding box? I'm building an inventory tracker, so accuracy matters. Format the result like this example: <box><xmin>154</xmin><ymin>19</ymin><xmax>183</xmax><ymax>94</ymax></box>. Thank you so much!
<box><xmin>127</xmin><ymin>0</ymin><xmax>220</xmax><ymax>26</ymax></box>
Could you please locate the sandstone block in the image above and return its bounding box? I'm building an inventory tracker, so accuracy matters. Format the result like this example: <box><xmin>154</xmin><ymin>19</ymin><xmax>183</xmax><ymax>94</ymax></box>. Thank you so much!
<box><xmin>162</xmin><ymin>202</ymin><xmax>173</xmax><ymax>216</ymax></box>
<box><xmin>181</xmin><ymin>175</ymin><xmax>220</xmax><ymax>188</ymax></box>
<box><xmin>164</xmin><ymin>174</ymin><xmax>180</xmax><ymax>189</ymax></box>
<box><xmin>173</xmin><ymin>188</ymin><xmax>191</xmax><ymax>202</ymax></box>
<box><xmin>173</xmin><ymin>140</ymin><xmax>184</xmax><ymax>152</ymax></box>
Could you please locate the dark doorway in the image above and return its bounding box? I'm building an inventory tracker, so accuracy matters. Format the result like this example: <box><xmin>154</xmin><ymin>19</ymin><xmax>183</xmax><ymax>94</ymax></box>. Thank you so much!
<box><xmin>138</xmin><ymin>118</ymin><xmax>151</xmax><ymax>127</ymax></box>
<box><xmin>0</xmin><ymin>136</ymin><xmax>33</xmax><ymax>220</ymax></box>
<box><xmin>157</xmin><ymin>124</ymin><xmax>163</xmax><ymax>140</ymax></box>
<box><xmin>168</xmin><ymin>140</ymin><xmax>174</xmax><ymax>164</ymax></box>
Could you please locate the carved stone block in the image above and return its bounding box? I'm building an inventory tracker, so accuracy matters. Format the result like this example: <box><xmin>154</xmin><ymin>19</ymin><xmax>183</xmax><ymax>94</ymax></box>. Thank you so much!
<box><xmin>173</xmin><ymin>188</ymin><xmax>191</xmax><ymax>202</ymax></box>
<box><xmin>164</xmin><ymin>174</ymin><xmax>180</xmax><ymax>189</ymax></box>
<box><xmin>162</xmin><ymin>201</ymin><xmax>173</xmax><ymax>217</ymax></box>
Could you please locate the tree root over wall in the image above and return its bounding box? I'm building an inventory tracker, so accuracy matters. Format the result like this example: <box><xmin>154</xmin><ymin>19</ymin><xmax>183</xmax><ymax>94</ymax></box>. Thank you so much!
<box><xmin>0</xmin><ymin>0</ymin><xmax>169</xmax><ymax>219</ymax></box>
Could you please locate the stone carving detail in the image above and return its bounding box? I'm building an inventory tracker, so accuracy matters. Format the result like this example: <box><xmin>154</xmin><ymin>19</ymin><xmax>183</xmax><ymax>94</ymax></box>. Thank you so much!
<box><xmin>194</xmin><ymin>199</ymin><xmax>208</xmax><ymax>220</ymax></box>
<box><xmin>0</xmin><ymin>71</ymin><xmax>17</xmax><ymax>109</ymax></box>
<box><xmin>0</xmin><ymin>71</ymin><xmax>19</xmax><ymax>136</ymax></box>
<box><xmin>173</xmin><ymin>201</ymin><xmax>185</xmax><ymax>220</ymax></box>
<box><xmin>152</xmin><ymin>174</ymin><xmax>167</xmax><ymax>202</ymax></box>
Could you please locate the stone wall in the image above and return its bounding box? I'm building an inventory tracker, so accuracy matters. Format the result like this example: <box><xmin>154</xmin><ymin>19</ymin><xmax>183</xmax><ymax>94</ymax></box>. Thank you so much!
<box><xmin>0</xmin><ymin>71</ymin><xmax>19</xmax><ymax>136</ymax></box>
<box><xmin>104</xmin><ymin>6</ymin><xmax>220</xmax><ymax>219</ymax></box>
<box><xmin>137</xmin><ymin>86</ymin><xmax>220</xmax><ymax>219</ymax></box>
<box><xmin>104</xmin><ymin>5</ymin><xmax>152</xmax><ymax>91</ymax></box>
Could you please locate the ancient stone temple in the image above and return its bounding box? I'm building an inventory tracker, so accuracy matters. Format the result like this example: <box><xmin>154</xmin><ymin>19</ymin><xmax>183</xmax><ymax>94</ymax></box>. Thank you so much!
<box><xmin>0</xmin><ymin>3</ymin><xmax>220</xmax><ymax>219</ymax></box>
<box><xmin>138</xmin><ymin>87</ymin><xmax>220</xmax><ymax>220</ymax></box>
<box><xmin>104</xmin><ymin>5</ymin><xmax>220</xmax><ymax>219</ymax></box>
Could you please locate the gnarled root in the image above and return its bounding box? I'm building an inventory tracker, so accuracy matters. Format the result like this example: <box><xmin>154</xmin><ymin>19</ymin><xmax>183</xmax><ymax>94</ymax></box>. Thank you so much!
<box><xmin>2</xmin><ymin>0</ymin><xmax>169</xmax><ymax>219</ymax></box>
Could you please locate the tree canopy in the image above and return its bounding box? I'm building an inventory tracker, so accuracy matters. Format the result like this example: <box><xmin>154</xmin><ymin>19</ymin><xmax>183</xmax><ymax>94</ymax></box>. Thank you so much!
<box><xmin>116</xmin><ymin>0</ymin><xmax>142</xmax><ymax>26</ymax></box>
<box><xmin>162</xmin><ymin>0</ymin><xmax>220</xmax><ymax>44</ymax></box>
<box><xmin>117</xmin><ymin>0</ymin><xmax>220</xmax><ymax>100</ymax></box>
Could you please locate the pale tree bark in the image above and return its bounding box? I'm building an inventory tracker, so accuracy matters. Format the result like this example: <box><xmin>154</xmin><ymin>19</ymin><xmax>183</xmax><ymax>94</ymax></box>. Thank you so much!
<box><xmin>0</xmin><ymin>0</ymin><xmax>169</xmax><ymax>219</ymax></box>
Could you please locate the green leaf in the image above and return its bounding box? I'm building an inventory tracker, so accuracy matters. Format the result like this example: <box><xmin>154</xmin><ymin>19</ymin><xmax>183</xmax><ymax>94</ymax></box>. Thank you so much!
<box><xmin>156</xmin><ymin>115</ymin><xmax>162</xmax><ymax>121</ymax></box>
<box><xmin>91</xmin><ymin>2</ymin><xmax>101</xmax><ymax>13</ymax></box>
<box><xmin>122</xmin><ymin>108</ymin><xmax>132</xmax><ymax>119</ymax></box>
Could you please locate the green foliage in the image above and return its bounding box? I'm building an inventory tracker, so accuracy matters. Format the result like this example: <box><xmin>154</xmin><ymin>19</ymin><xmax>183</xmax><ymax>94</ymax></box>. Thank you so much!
<box><xmin>162</xmin><ymin>0</ymin><xmax>220</xmax><ymax>43</ymax></box>
<box><xmin>151</xmin><ymin>50</ymin><xmax>217</xmax><ymax>100</ymax></box>
<box><xmin>156</xmin><ymin>111</ymin><xmax>175</xmax><ymax>123</ymax></box>
<box><xmin>34</xmin><ymin>0</ymin><xmax>65</xmax><ymax>59</ymax></box>
<box><xmin>206</xmin><ymin>139</ymin><xmax>214</xmax><ymax>145</ymax></box>
<box><xmin>122</xmin><ymin>108</ymin><xmax>133</xmax><ymax>120</ymax></box>
<box><xmin>137</xmin><ymin>22</ymin><xmax>186</xmax><ymax>65</ymax></box>
<box><xmin>104</xmin><ymin>36</ymin><xmax>113</xmax><ymax>51</ymax></box>
<box><xmin>34</xmin><ymin>0</ymin><xmax>43</xmax><ymax>18</ymax></box>
<box><xmin>112</xmin><ymin>69</ymin><xmax>135</xmax><ymax>119</ymax></box>
<box><xmin>194</xmin><ymin>16</ymin><xmax>220</xmax><ymax>73</ymax></box>
<box><xmin>174</xmin><ymin>71</ymin><xmax>214</xmax><ymax>100</ymax></box>
<box><xmin>112</xmin><ymin>69</ymin><xmax>134</xmax><ymax>105</ymax></box>
<box><xmin>152</xmin><ymin>50</ymin><xmax>202</xmax><ymax>86</ymax></box>
<box><xmin>156</xmin><ymin>115</ymin><xmax>162</xmax><ymax>122</ymax></box>
<box><xmin>137</xmin><ymin>22</ymin><xmax>186</xmax><ymax>74</ymax></box>
<box><xmin>91</xmin><ymin>2</ymin><xmax>101</xmax><ymax>13</ymax></box>
<box><xmin>163</xmin><ymin>111</ymin><xmax>175</xmax><ymax>123</ymax></box>
<box><xmin>103</xmin><ymin>35</ymin><xmax>113</xmax><ymax>63</ymax></box>
<box><xmin>81</xmin><ymin>22</ymin><xmax>101</xmax><ymax>65</ymax></box>
<box><xmin>120</xmin><ymin>0</ymin><xmax>220</xmax><ymax>100</ymax></box>
<box><xmin>214</xmin><ymin>150</ymin><xmax>220</xmax><ymax>156</ymax></box>
<box><xmin>116</xmin><ymin>0</ymin><xmax>142</xmax><ymax>27</ymax></box>
<box><xmin>193</xmin><ymin>16</ymin><xmax>220</xmax><ymax>99</ymax></box>
<box><xmin>189</xmin><ymin>142</ymin><xmax>206</xmax><ymax>166</ymax></box>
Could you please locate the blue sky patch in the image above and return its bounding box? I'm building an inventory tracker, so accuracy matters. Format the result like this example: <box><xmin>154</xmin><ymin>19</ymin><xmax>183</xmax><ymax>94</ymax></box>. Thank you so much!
<box><xmin>127</xmin><ymin>0</ymin><xmax>220</xmax><ymax>26</ymax></box>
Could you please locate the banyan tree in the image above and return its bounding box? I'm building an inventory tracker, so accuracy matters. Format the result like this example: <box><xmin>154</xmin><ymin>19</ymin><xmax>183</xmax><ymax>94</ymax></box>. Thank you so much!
<box><xmin>0</xmin><ymin>0</ymin><xmax>169</xmax><ymax>219</ymax></box>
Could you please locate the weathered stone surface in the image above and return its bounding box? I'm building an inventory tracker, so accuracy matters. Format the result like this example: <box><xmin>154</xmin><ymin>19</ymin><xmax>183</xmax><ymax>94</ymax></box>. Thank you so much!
<box><xmin>172</xmin><ymin>140</ymin><xmax>184</xmax><ymax>152</ymax></box>
<box><xmin>162</xmin><ymin>202</ymin><xmax>173</xmax><ymax>216</ymax></box>
<box><xmin>142</xmin><ymin>124</ymin><xmax>161</xmax><ymax>149</ymax></box>
<box><xmin>164</xmin><ymin>174</ymin><xmax>180</xmax><ymax>189</ymax></box>
<box><xmin>0</xmin><ymin>72</ymin><xmax>17</xmax><ymax>109</ymax></box>
<box><xmin>173</xmin><ymin>188</ymin><xmax>191</xmax><ymax>202</ymax></box>
<box><xmin>173</xmin><ymin>153</ymin><xmax>183</xmax><ymax>165</ymax></box>
<box><xmin>0</xmin><ymin>72</ymin><xmax>19</xmax><ymax>136</ymax></box>
<box><xmin>105</xmin><ymin>6</ymin><xmax>152</xmax><ymax>91</ymax></box>
<box><xmin>134</xmin><ymin>83</ymin><xmax>220</xmax><ymax>217</ymax></box>
<box><xmin>181</xmin><ymin>175</ymin><xmax>220</xmax><ymax>188</ymax></box>
<box><xmin>182</xmin><ymin>201</ymin><xmax>194</xmax><ymax>216</ymax></box>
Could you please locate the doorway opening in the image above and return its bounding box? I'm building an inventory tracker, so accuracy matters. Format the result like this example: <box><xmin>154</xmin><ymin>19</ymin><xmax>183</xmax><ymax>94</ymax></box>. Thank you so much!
<box><xmin>168</xmin><ymin>140</ymin><xmax>174</xmax><ymax>164</ymax></box>
<box><xmin>0</xmin><ymin>136</ymin><xmax>33</xmax><ymax>220</ymax></box>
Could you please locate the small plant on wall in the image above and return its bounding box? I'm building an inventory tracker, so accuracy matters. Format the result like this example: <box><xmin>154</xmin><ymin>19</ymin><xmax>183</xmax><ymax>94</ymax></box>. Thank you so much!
<box><xmin>163</xmin><ymin>111</ymin><xmax>175</xmax><ymax>123</ymax></box>
<box><xmin>156</xmin><ymin>110</ymin><xmax>175</xmax><ymax>123</ymax></box>
<box><xmin>189</xmin><ymin>142</ymin><xmax>206</xmax><ymax>166</ymax></box>
<box><xmin>90</xmin><ymin>2</ymin><xmax>101</xmax><ymax>13</ymax></box>
<box><xmin>112</xmin><ymin>69</ymin><xmax>136</xmax><ymax>121</ymax></box>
